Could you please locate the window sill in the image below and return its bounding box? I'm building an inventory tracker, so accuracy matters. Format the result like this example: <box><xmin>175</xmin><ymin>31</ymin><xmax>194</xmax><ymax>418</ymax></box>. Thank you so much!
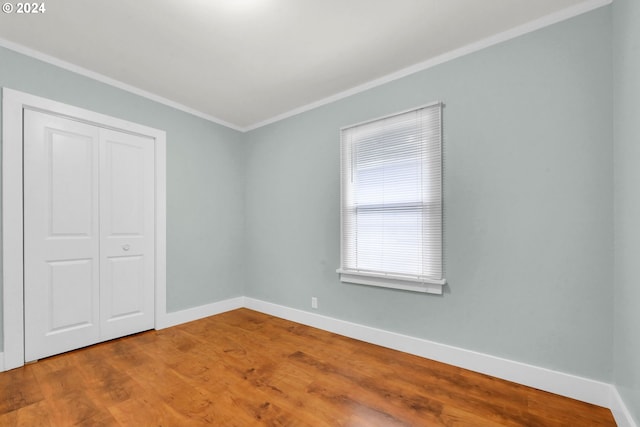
<box><xmin>337</xmin><ymin>269</ymin><xmax>445</xmax><ymax>295</ymax></box>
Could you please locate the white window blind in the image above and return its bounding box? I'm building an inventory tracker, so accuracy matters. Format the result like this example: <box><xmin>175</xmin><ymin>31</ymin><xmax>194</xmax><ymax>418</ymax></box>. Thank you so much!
<box><xmin>337</xmin><ymin>102</ymin><xmax>445</xmax><ymax>294</ymax></box>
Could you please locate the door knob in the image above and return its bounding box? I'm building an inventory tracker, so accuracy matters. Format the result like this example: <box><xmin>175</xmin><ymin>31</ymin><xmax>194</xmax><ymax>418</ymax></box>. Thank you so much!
<box><xmin>122</xmin><ymin>244</ymin><xmax>130</xmax><ymax>251</ymax></box>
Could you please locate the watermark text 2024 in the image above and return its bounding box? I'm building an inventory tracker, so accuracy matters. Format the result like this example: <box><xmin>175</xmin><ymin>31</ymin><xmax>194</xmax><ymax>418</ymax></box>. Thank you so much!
<box><xmin>2</xmin><ymin>3</ymin><xmax>46</xmax><ymax>14</ymax></box>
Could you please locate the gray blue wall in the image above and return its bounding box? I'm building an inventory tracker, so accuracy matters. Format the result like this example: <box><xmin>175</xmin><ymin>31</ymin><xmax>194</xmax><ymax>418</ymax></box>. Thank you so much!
<box><xmin>244</xmin><ymin>8</ymin><xmax>614</xmax><ymax>382</ymax></box>
<box><xmin>0</xmin><ymin>45</ymin><xmax>247</xmax><ymax>349</ymax></box>
<box><xmin>613</xmin><ymin>0</ymin><xmax>640</xmax><ymax>422</ymax></box>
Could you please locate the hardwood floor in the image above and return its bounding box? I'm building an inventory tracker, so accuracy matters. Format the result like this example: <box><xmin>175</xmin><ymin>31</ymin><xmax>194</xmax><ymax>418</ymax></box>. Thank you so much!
<box><xmin>0</xmin><ymin>308</ymin><xmax>616</xmax><ymax>426</ymax></box>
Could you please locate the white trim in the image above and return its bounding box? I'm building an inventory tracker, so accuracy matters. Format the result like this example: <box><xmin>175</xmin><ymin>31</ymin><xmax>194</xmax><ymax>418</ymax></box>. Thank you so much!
<box><xmin>157</xmin><ymin>297</ymin><xmax>245</xmax><ymax>330</ymax></box>
<box><xmin>610</xmin><ymin>387</ymin><xmax>639</xmax><ymax>427</ymax></box>
<box><xmin>2</xmin><ymin>88</ymin><xmax>27</xmax><ymax>371</ymax></box>
<box><xmin>154</xmin><ymin>131</ymin><xmax>168</xmax><ymax>332</ymax></box>
<box><xmin>0</xmin><ymin>38</ymin><xmax>243</xmax><ymax>132</ymax></box>
<box><xmin>243</xmin><ymin>297</ymin><xmax>612</xmax><ymax>408</ymax></box>
<box><xmin>1</xmin><ymin>87</ymin><xmax>167</xmax><ymax>371</ymax></box>
<box><xmin>338</xmin><ymin>271</ymin><xmax>444</xmax><ymax>295</ymax></box>
<box><xmin>244</xmin><ymin>0</ymin><xmax>612</xmax><ymax>131</ymax></box>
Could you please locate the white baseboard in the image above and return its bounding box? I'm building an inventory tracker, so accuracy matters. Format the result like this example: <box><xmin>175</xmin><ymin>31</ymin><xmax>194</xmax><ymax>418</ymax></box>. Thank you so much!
<box><xmin>156</xmin><ymin>296</ymin><xmax>244</xmax><ymax>329</ymax></box>
<box><xmin>610</xmin><ymin>386</ymin><xmax>639</xmax><ymax>427</ymax></box>
<box><xmin>243</xmin><ymin>297</ymin><xmax>632</xmax><ymax>422</ymax></box>
<box><xmin>0</xmin><ymin>352</ymin><xmax>4</xmax><ymax>372</ymax></box>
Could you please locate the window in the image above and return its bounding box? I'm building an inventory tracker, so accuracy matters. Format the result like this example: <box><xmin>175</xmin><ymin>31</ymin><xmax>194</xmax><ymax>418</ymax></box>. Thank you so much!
<box><xmin>337</xmin><ymin>102</ymin><xmax>445</xmax><ymax>294</ymax></box>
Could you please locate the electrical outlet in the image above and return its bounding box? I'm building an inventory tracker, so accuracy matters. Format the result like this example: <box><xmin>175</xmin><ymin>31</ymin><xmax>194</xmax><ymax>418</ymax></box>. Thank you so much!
<box><xmin>311</xmin><ymin>297</ymin><xmax>318</xmax><ymax>309</ymax></box>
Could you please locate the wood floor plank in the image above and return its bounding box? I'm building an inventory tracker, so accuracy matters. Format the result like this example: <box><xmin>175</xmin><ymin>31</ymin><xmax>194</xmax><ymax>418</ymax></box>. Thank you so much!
<box><xmin>0</xmin><ymin>366</ymin><xmax>43</xmax><ymax>414</ymax></box>
<box><xmin>0</xmin><ymin>400</ymin><xmax>52</xmax><ymax>427</ymax></box>
<box><xmin>0</xmin><ymin>308</ymin><xmax>617</xmax><ymax>426</ymax></box>
<box><xmin>525</xmin><ymin>388</ymin><xmax>617</xmax><ymax>427</ymax></box>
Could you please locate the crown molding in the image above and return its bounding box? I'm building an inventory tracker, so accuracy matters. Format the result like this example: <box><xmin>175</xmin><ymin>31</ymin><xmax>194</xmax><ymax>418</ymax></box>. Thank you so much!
<box><xmin>0</xmin><ymin>0</ymin><xmax>612</xmax><ymax>133</ymax></box>
<box><xmin>0</xmin><ymin>37</ymin><xmax>244</xmax><ymax>132</ymax></box>
<box><xmin>245</xmin><ymin>0</ymin><xmax>612</xmax><ymax>132</ymax></box>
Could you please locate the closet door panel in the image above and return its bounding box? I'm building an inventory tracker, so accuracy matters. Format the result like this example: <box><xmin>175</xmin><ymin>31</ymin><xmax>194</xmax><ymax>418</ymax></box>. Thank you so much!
<box><xmin>99</xmin><ymin>129</ymin><xmax>155</xmax><ymax>340</ymax></box>
<box><xmin>23</xmin><ymin>110</ymin><xmax>101</xmax><ymax>361</ymax></box>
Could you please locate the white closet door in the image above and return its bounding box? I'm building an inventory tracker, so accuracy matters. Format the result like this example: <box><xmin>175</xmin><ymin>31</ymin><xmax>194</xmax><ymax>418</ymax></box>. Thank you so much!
<box><xmin>99</xmin><ymin>129</ymin><xmax>155</xmax><ymax>340</ymax></box>
<box><xmin>24</xmin><ymin>111</ymin><xmax>156</xmax><ymax>362</ymax></box>
<box><xmin>24</xmin><ymin>110</ymin><xmax>101</xmax><ymax>361</ymax></box>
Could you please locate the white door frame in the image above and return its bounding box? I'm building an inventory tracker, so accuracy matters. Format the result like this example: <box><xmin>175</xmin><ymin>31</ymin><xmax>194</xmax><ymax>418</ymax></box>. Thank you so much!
<box><xmin>2</xmin><ymin>88</ymin><xmax>167</xmax><ymax>371</ymax></box>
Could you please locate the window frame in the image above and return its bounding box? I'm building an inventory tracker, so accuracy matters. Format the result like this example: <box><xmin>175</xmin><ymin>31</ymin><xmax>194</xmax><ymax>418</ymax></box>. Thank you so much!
<box><xmin>337</xmin><ymin>102</ymin><xmax>445</xmax><ymax>295</ymax></box>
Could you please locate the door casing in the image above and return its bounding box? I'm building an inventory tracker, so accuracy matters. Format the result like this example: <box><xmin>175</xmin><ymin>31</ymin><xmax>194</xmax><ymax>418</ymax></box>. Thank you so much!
<box><xmin>2</xmin><ymin>87</ymin><xmax>167</xmax><ymax>371</ymax></box>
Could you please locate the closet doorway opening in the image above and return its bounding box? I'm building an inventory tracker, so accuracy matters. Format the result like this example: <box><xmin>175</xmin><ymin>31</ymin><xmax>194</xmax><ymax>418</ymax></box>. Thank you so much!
<box><xmin>2</xmin><ymin>88</ymin><xmax>167</xmax><ymax>371</ymax></box>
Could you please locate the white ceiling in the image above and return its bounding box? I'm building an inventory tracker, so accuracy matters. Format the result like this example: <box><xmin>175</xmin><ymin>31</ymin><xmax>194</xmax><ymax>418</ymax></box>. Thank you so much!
<box><xmin>0</xmin><ymin>0</ymin><xmax>606</xmax><ymax>130</ymax></box>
